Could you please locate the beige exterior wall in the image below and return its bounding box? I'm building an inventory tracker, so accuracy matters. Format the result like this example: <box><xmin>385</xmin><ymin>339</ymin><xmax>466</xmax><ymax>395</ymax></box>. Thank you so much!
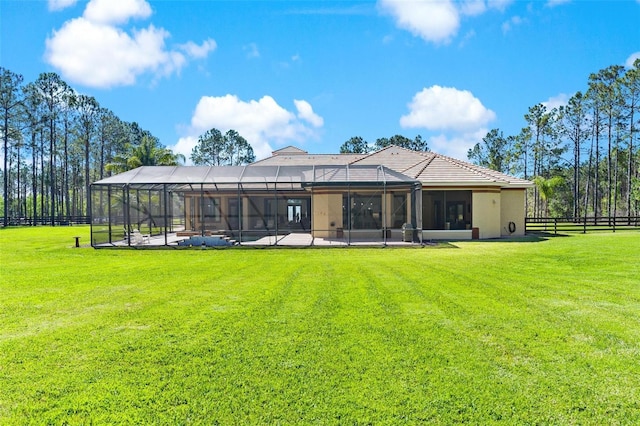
<box><xmin>472</xmin><ymin>189</ymin><xmax>501</xmax><ymax>239</ymax></box>
<box><xmin>312</xmin><ymin>192</ymin><xmax>343</xmax><ymax>238</ymax></box>
<box><xmin>182</xmin><ymin>185</ymin><xmax>526</xmax><ymax>240</ymax></box>
<box><xmin>500</xmin><ymin>189</ymin><xmax>526</xmax><ymax>237</ymax></box>
<box><xmin>185</xmin><ymin>194</ymin><xmax>235</xmax><ymax>231</ymax></box>
<box><xmin>384</xmin><ymin>193</ymin><xmax>393</xmax><ymax>228</ymax></box>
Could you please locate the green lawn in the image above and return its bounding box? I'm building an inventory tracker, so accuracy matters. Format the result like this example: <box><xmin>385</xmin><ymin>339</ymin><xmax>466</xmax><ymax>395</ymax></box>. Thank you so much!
<box><xmin>1</xmin><ymin>227</ymin><xmax>639</xmax><ymax>424</ymax></box>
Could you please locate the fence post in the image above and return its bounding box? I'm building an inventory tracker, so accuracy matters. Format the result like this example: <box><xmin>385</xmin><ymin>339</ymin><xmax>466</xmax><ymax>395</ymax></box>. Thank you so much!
<box><xmin>554</xmin><ymin>218</ymin><xmax>557</xmax><ymax>235</ymax></box>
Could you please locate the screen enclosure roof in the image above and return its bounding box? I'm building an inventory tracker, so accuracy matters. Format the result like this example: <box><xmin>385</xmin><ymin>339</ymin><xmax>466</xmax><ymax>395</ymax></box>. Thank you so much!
<box><xmin>92</xmin><ymin>164</ymin><xmax>419</xmax><ymax>191</ymax></box>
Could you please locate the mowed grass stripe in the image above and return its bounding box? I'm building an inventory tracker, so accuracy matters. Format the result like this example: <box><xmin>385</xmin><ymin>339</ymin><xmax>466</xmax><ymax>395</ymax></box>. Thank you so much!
<box><xmin>1</xmin><ymin>227</ymin><xmax>640</xmax><ymax>423</ymax></box>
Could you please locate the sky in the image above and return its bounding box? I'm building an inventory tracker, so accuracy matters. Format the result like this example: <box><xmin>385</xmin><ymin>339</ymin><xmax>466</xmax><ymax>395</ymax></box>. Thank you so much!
<box><xmin>1</xmin><ymin>0</ymin><xmax>639</xmax><ymax>163</ymax></box>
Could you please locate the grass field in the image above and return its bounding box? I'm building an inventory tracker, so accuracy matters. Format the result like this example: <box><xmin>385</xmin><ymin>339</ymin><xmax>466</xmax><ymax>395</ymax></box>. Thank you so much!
<box><xmin>1</xmin><ymin>227</ymin><xmax>639</xmax><ymax>424</ymax></box>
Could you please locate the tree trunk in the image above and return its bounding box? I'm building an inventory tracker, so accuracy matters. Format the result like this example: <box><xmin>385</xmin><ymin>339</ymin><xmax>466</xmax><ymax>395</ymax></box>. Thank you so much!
<box><xmin>585</xmin><ymin>136</ymin><xmax>594</xmax><ymax>219</ymax></box>
<box><xmin>49</xmin><ymin>117</ymin><xmax>56</xmax><ymax>226</ymax></box>
<box><xmin>31</xmin><ymin>132</ymin><xmax>37</xmax><ymax>223</ymax></box>
<box><xmin>573</xmin><ymin>124</ymin><xmax>581</xmax><ymax>218</ymax></box>
<box><xmin>613</xmin><ymin>147</ymin><xmax>618</xmax><ymax>221</ymax></box>
<box><xmin>628</xmin><ymin>103</ymin><xmax>635</xmax><ymax>222</ymax></box>
<box><xmin>607</xmin><ymin>115</ymin><xmax>612</xmax><ymax>223</ymax></box>
<box><xmin>594</xmin><ymin>119</ymin><xmax>600</xmax><ymax>223</ymax></box>
<box><xmin>85</xmin><ymin>136</ymin><xmax>90</xmax><ymax>217</ymax></box>
<box><xmin>2</xmin><ymin>110</ymin><xmax>8</xmax><ymax>226</ymax></box>
<box><xmin>16</xmin><ymin>143</ymin><xmax>21</xmax><ymax>220</ymax></box>
<box><xmin>40</xmin><ymin>129</ymin><xmax>45</xmax><ymax>224</ymax></box>
<box><xmin>64</xmin><ymin>119</ymin><xmax>70</xmax><ymax>221</ymax></box>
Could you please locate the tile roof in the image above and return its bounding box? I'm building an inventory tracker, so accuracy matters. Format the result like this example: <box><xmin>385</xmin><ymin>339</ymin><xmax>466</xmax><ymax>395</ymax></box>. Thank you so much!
<box><xmin>253</xmin><ymin>153</ymin><xmax>365</xmax><ymax>166</ymax></box>
<box><xmin>99</xmin><ymin>146</ymin><xmax>532</xmax><ymax>189</ymax></box>
<box><xmin>258</xmin><ymin>145</ymin><xmax>533</xmax><ymax>188</ymax></box>
<box><xmin>352</xmin><ymin>145</ymin><xmax>434</xmax><ymax>173</ymax></box>
<box><xmin>360</xmin><ymin>146</ymin><xmax>532</xmax><ymax>187</ymax></box>
<box><xmin>271</xmin><ymin>146</ymin><xmax>308</xmax><ymax>155</ymax></box>
<box><xmin>422</xmin><ymin>154</ymin><xmax>532</xmax><ymax>187</ymax></box>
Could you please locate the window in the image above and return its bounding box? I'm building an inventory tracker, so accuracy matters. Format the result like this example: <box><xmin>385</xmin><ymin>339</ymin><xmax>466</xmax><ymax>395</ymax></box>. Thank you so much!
<box><xmin>203</xmin><ymin>197</ymin><xmax>220</xmax><ymax>221</ymax></box>
<box><xmin>392</xmin><ymin>194</ymin><xmax>407</xmax><ymax>228</ymax></box>
<box><xmin>446</xmin><ymin>201</ymin><xmax>466</xmax><ymax>229</ymax></box>
<box><xmin>343</xmin><ymin>193</ymin><xmax>382</xmax><ymax>229</ymax></box>
<box><xmin>287</xmin><ymin>199</ymin><xmax>302</xmax><ymax>223</ymax></box>
<box><xmin>424</xmin><ymin>190</ymin><xmax>471</xmax><ymax>230</ymax></box>
<box><xmin>227</xmin><ymin>198</ymin><xmax>241</xmax><ymax>230</ymax></box>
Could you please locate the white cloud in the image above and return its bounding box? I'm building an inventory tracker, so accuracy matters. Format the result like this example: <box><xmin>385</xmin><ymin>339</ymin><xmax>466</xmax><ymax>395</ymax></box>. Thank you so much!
<box><xmin>48</xmin><ymin>0</ymin><xmax>78</xmax><ymax>11</ymax></box>
<box><xmin>546</xmin><ymin>0</ymin><xmax>571</xmax><ymax>7</ymax></box>
<box><xmin>44</xmin><ymin>0</ymin><xmax>215</xmax><ymax>88</ymax></box>
<box><xmin>626</xmin><ymin>52</ymin><xmax>640</xmax><ymax>68</ymax></box>
<box><xmin>294</xmin><ymin>100</ymin><xmax>324</xmax><ymax>127</ymax></box>
<box><xmin>171</xmin><ymin>136</ymin><xmax>199</xmax><ymax>165</ymax></box>
<box><xmin>378</xmin><ymin>0</ymin><xmax>460</xmax><ymax>44</ymax></box>
<box><xmin>460</xmin><ymin>0</ymin><xmax>487</xmax><ymax>16</ymax></box>
<box><xmin>487</xmin><ymin>0</ymin><xmax>513</xmax><ymax>12</ymax></box>
<box><xmin>542</xmin><ymin>93</ymin><xmax>569</xmax><ymax>110</ymax></box>
<box><xmin>83</xmin><ymin>0</ymin><xmax>151</xmax><ymax>25</ymax></box>
<box><xmin>45</xmin><ymin>19</ymin><xmax>185</xmax><ymax>88</ymax></box>
<box><xmin>459</xmin><ymin>29</ymin><xmax>476</xmax><ymax>47</ymax></box>
<box><xmin>243</xmin><ymin>43</ymin><xmax>260</xmax><ymax>59</ymax></box>
<box><xmin>501</xmin><ymin>15</ymin><xmax>523</xmax><ymax>34</ymax></box>
<box><xmin>400</xmin><ymin>85</ymin><xmax>496</xmax><ymax>132</ymax></box>
<box><xmin>399</xmin><ymin>86</ymin><xmax>496</xmax><ymax>159</ymax></box>
<box><xmin>171</xmin><ymin>95</ymin><xmax>324</xmax><ymax>161</ymax></box>
<box><xmin>429</xmin><ymin>128</ymin><xmax>488</xmax><ymax>161</ymax></box>
<box><xmin>179</xmin><ymin>39</ymin><xmax>217</xmax><ymax>59</ymax></box>
<box><xmin>378</xmin><ymin>0</ymin><xmax>515</xmax><ymax>44</ymax></box>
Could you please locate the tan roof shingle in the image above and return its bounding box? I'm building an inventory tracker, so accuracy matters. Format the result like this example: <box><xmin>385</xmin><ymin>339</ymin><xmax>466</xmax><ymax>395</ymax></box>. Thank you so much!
<box><xmin>252</xmin><ymin>145</ymin><xmax>533</xmax><ymax>188</ymax></box>
<box><xmin>253</xmin><ymin>153</ymin><xmax>365</xmax><ymax>166</ymax></box>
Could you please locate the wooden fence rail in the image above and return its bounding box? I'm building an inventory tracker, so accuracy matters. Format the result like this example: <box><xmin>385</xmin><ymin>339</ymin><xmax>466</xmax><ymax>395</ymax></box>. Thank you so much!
<box><xmin>526</xmin><ymin>217</ymin><xmax>640</xmax><ymax>234</ymax></box>
<box><xmin>3</xmin><ymin>215</ymin><xmax>639</xmax><ymax>234</ymax></box>
<box><xmin>0</xmin><ymin>216</ymin><xmax>91</xmax><ymax>227</ymax></box>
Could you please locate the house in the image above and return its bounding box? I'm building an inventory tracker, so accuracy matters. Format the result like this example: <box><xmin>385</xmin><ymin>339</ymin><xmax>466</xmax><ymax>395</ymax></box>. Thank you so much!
<box><xmin>89</xmin><ymin>145</ymin><xmax>532</xmax><ymax>247</ymax></box>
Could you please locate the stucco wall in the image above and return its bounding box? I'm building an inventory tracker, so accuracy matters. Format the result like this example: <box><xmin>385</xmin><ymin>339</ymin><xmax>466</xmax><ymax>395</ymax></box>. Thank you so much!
<box><xmin>472</xmin><ymin>190</ymin><xmax>501</xmax><ymax>239</ymax></box>
<box><xmin>188</xmin><ymin>195</ymin><xmax>234</xmax><ymax>231</ymax></box>
<box><xmin>500</xmin><ymin>189</ymin><xmax>526</xmax><ymax>236</ymax></box>
<box><xmin>312</xmin><ymin>192</ymin><xmax>343</xmax><ymax>238</ymax></box>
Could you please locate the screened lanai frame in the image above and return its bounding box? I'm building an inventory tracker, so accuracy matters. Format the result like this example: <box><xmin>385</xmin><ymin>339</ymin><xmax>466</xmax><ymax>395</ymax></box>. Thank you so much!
<box><xmin>90</xmin><ymin>164</ymin><xmax>422</xmax><ymax>247</ymax></box>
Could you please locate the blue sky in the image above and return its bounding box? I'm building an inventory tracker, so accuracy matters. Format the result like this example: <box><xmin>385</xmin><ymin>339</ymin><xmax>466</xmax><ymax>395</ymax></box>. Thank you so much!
<box><xmin>1</xmin><ymin>0</ymin><xmax>639</xmax><ymax>162</ymax></box>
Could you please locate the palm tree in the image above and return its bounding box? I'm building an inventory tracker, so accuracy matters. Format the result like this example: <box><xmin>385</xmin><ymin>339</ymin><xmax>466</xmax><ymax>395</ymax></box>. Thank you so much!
<box><xmin>107</xmin><ymin>135</ymin><xmax>184</xmax><ymax>173</ymax></box>
<box><xmin>533</xmin><ymin>176</ymin><xmax>565</xmax><ymax>218</ymax></box>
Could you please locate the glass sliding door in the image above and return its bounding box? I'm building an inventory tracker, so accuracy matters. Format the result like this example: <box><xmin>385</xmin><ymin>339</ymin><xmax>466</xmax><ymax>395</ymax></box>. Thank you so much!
<box><xmin>423</xmin><ymin>190</ymin><xmax>472</xmax><ymax>230</ymax></box>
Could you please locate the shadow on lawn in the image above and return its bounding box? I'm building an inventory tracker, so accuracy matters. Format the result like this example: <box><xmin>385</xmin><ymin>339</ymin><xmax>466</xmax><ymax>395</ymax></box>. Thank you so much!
<box><xmin>472</xmin><ymin>233</ymin><xmax>574</xmax><ymax>243</ymax></box>
<box><xmin>434</xmin><ymin>234</ymin><xmax>565</xmax><ymax>247</ymax></box>
<box><xmin>523</xmin><ymin>232</ymin><xmax>572</xmax><ymax>240</ymax></box>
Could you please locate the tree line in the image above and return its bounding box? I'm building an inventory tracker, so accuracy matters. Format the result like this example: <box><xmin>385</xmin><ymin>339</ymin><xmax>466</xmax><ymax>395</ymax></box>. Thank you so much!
<box><xmin>3</xmin><ymin>60</ymin><xmax>638</xmax><ymax>225</ymax></box>
<box><xmin>190</xmin><ymin>128</ymin><xmax>255</xmax><ymax>166</ymax></box>
<box><xmin>339</xmin><ymin>134</ymin><xmax>429</xmax><ymax>153</ymax></box>
<box><xmin>468</xmin><ymin>60</ymin><xmax>640</xmax><ymax>220</ymax></box>
<box><xmin>0</xmin><ymin>68</ymin><xmax>256</xmax><ymax>226</ymax></box>
<box><xmin>338</xmin><ymin>62</ymin><xmax>639</xmax><ymax>220</ymax></box>
<box><xmin>0</xmin><ymin>69</ymin><xmax>187</xmax><ymax>226</ymax></box>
